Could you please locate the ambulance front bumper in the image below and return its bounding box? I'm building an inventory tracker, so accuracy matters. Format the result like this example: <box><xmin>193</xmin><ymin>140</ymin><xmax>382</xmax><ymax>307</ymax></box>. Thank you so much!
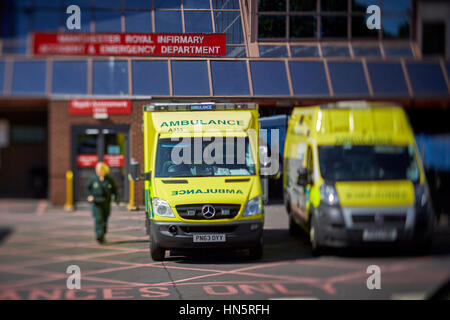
<box><xmin>315</xmin><ymin>203</ymin><xmax>434</xmax><ymax>248</ymax></box>
<box><xmin>150</xmin><ymin>220</ymin><xmax>263</xmax><ymax>249</ymax></box>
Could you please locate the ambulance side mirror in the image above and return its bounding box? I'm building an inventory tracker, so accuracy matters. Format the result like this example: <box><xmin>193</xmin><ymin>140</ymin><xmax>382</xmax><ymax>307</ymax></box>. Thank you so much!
<box><xmin>297</xmin><ymin>169</ymin><xmax>311</xmax><ymax>186</ymax></box>
<box><xmin>130</xmin><ymin>162</ymin><xmax>140</xmax><ymax>181</ymax></box>
<box><xmin>130</xmin><ymin>161</ymin><xmax>151</xmax><ymax>181</ymax></box>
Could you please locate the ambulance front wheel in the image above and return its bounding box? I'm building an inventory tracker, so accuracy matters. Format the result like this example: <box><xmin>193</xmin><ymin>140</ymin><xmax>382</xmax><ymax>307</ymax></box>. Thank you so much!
<box><xmin>150</xmin><ymin>232</ymin><xmax>165</xmax><ymax>261</ymax></box>
<box><xmin>145</xmin><ymin>212</ymin><xmax>150</xmax><ymax>235</ymax></box>
<box><xmin>248</xmin><ymin>236</ymin><xmax>264</xmax><ymax>260</ymax></box>
<box><xmin>310</xmin><ymin>213</ymin><xmax>325</xmax><ymax>257</ymax></box>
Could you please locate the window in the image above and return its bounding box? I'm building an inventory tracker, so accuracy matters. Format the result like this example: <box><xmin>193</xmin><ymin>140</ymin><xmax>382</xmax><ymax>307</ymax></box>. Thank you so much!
<box><xmin>10</xmin><ymin>126</ymin><xmax>46</xmax><ymax>145</ymax></box>
<box><xmin>321</xmin><ymin>45</ymin><xmax>350</xmax><ymax>57</ymax></box>
<box><xmin>184</xmin><ymin>0</ymin><xmax>211</xmax><ymax>9</ymax></box>
<box><xmin>171</xmin><ymin>60</ymin><xmax>210</xmax><ymax>96</ymax></box>
<box><xmin>290</xmin><ymin>16</ymin><xmax>317</xmax><ymax>38</ymax></box>
<box><xmin>211</xmin><ymin>61</ymin><xmax>250</xmax><ymax>96</ymax></box>
<box><xmin>256</xmin><ymin>0</ymin><xmax>412</xmax><ymax>41</ymax></box>
<box><xmin>250</xmin><ymin>61</ymin><xmax>290</xmax><ymax>96</ymax></box>
<box><xmin>384</xmin><ymin>44</ymin><xmax>413</xmax><ymax>57</ymax></box>
<box><xmin>290</xmin><ymin>45</ymin><xmax>320</xmax><ymax>57</ymax></box>
<box><xmin>155</xmin><ymin>137</ymin><xmax>256</xmax><ymax>178</ymax></box>
<box><xmin>94</xmin><ymin>11</ymin><xmax>122</xmax><ymax>32</ymax></box>
<box><xmin>367</xmin><ymin>62</ymin><xmax>409</xmax><ymax>96</ymax></box>
<box><xmin>289</xmin><ymin>61</ymin><xmax>329</xmax><ymax>96</ymax></box>
<box><xmin>132</xmin><ymin>60</ymin><xmax>170</xmax><ymax>96</ymax></box>
<box><xmin>0</xmin><ymin>61</ymin><xmax>5</xmax><ymax>93</ymax></box>
<box><xmin>125</xmin><ymin>11</ymin><xmax>152</xmax><ymax>33</ymax></box>
<box><xmin>352</xmin><ymin>45</ymin><xmax>381</xmax><ymax>57</ymax></box>
<box><xmin>422</xmin><ymin>22</ymin><xmax>446</xmax><ymax>56</ymax></box>
<box><xmin>258</xmin><ymin>15</ymin><xmax>286</xmax><ymax>39</ymax></box>
<box><xmin>52</xmin><ymin>61</ymin><xmax>88</xmax><ymax>94</ymax></box>
<box><xmin>11</xmin><ymin>61</ymin><xmax>47</xmax><ymax>95</ymax></box>
<box><xmin>92</xmin><ymin>60</ymin><xmax>129</xmax><ymax>95</ymax></box>
<box><xmin>124</xmin><ymin>0</ymin><xmax>152</xmax><ymax>9</ymax></box>
<box><xmin>406</xmin><ymin>63</ymin><xmax>448</xmax><ymax>97</ymax></box>
<box><xmin>155</xmin><ymin>11</ymin><xmax>182</xmax><ymax>33</ymax></box>
<box><xmin>184</xmin><ymin>11</ymin><xmax>213</xmax><ymax>33</ymax></box>
<box><xmin>259</xmin><ymin>45</ymin><xmax>288</xmax><ymax>57</ymax></box>
<box><xmin>328</xmin><ymin>61</ymin><xmax>369</xmax><ymax>96</ymax></box>
<box><xmin>213</xmin><ymin>9</ymin><xmax>245</xmax><ymax>56</ymax></box>
<box><xmin>2</xmin><ymin>0</ymin><xmax>246</xmax><ymax>57</ymax></box>
<box><xmin>318</xmin><ymin>145</ymin><xmax>419</xmax><ymax>182</ymax></box>
<box><xmin>213</xmin><ymin>0</ymin><xmax>240</xmax><ymax>10</ymax></box>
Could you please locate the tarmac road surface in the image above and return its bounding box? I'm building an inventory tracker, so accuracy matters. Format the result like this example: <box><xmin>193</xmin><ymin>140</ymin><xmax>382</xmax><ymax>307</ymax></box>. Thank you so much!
<box><xmin>0</xmin><ymin>199</ymin><xmax>449</xmax><ymax>300</ymax></box>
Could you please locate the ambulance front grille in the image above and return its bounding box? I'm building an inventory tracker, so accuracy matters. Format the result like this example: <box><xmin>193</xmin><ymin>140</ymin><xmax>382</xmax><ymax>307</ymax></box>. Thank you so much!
<box><xmin>351</xmin><ymin>213</ymin><xmax>406</xmax><ymax>228</ymax></box>
<box><xmin>179</xmin><ymin>225</ymin><xmax>238</xmax><ymax>234</ymax></box>
<box><xmin>175</xmin><ymin>204</ymin><xmax>240</xmax><ymax>220</ymax></box>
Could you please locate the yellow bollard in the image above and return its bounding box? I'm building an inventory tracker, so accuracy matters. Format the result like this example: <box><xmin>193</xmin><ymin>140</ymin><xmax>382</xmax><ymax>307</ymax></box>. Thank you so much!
<box><xmin>64</xmin><ymin>170</ymin><xmax>74</xmax><ymax>211</ymax></box>
<box><xmin>127</xmin><ymin>174</ymin><xmax>137</xmax><ymax>211</ymax></box>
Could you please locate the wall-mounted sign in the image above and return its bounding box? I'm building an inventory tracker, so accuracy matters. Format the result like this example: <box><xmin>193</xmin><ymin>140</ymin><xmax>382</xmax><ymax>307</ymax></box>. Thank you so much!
<box><xmin>76</xmin><ymin>154</ymin><xmax>98</xmax><ymax>168</ymax></box>
<box><xmin>33</xmin><ymin>33</ymin><xmax>226</xmax><ymax>56</ymax></box>
<box><xmin>69</xmin><ymin>100</ymin><xmax>131</xmax><ymax>117</ymax></box>
<box><xmin>104</xmin><ymin>154</ymin><xmax>125</xmax><ymax>167</ymax></box>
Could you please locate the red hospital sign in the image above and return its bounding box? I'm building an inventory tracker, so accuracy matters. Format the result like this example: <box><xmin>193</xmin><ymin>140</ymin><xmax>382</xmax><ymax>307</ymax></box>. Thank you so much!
<box><xmin>104</xmin><ymin>155</ymin><xmax>125</xmax><ymax>167</ymax></box>
<box><xmin>33</xmin><ymin>33</ymin><xmax>226</xmax><ymax>57</ymax></box>
<box><xmin>76</xmin><ymin>154</ymin><xmax>98</xmax><ymax>168</ymax></box>
<box><xmin>69</xmin><ymin>100</ymin><xmax>131</xmax><ymax>116</ymax></box>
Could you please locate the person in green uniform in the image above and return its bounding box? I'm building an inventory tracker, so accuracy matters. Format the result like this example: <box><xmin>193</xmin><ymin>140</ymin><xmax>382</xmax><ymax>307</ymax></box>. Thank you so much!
<box><xmin>87</xmin><ymin>162</ymin><xmax>119</xmax><ymax>244</ymax></box>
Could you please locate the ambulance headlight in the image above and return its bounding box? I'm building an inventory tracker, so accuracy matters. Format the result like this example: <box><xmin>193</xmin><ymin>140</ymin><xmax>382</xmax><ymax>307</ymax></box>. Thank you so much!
<box><xmin>320</xmin><ymin>184</ymin><xmax>339</xmax><ymax>206</ymax></box>
<box><xmin>243</xmin><ymin>197</ymin><xmax>263</xmax><ymax>217</ymax></box>
<box><xmin>152</xmin><ymin>198</ymin><xmax>175</xmax><ymax>217</ymax></box>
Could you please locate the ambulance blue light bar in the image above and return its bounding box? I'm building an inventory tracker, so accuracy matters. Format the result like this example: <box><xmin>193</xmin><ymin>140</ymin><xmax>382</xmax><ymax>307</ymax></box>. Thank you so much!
<box><xmin>144</xmin><ymin>102</ymin><xmax>257</xmax><ymax>111</ymax></box>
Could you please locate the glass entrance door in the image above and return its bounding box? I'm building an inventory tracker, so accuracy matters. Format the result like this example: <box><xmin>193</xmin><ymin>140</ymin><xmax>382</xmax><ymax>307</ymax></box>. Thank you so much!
<box><xmin>72</xmin><ymin>125</ymin><xmax>129</xmax><ymax>203</ymax></box>
<box><xmin>103</xmin><ymin>130</ymin><xmax>126</xmax><ymax>203</ymax></box>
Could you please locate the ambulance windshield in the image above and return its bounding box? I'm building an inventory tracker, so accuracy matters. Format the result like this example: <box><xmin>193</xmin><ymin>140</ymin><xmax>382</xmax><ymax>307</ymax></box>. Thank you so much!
<box><xmin>318</xmin><ymin>144</ymin><xmax>420</xmax><ymax>182</ymax></box>
<box><xmin>155</xmin><ymin>137</ymin><xmax>256</xmax><ymax>177</ymax></box>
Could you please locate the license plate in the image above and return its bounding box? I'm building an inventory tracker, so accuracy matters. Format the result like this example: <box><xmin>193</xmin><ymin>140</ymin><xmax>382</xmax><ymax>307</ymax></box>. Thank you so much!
<box><xmin>193</xmin><ymin>234</ymin><xmax>226</xmax><ymax>243</ymax></box>
<box><xmin>363</xmin><ymin>229</ymin><xmax>397</xmax><ymax>242</ymax></box>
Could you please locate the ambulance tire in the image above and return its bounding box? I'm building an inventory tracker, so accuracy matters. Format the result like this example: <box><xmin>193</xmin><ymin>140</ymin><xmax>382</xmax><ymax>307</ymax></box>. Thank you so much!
<box><xmin>145</xmin><ymin>212</ymin><xmax>150</xmax><ymax>235</ymax></box>
<box><xmin>416</xmin><ymin>238</ymin><xmax>433</xmax><ymax>256</ymax></box>
<box><xmin>150</xmin><ymin>232</ymin><xmax>165</xmax><ymax>261</ymax></box>
<box><xmin>249</xmin><ymin>238</ymin><xmax>264</xmax><ymax>260</ymax></box>
<box><xmin>310</xmin><ymin>213</ymin><xmax>324</xmax><ymax>257</ymax></box>
<box><xmin>289</xmin><ymin>212</ymin><xmax>302</xmax><ymax>236</ymax></box>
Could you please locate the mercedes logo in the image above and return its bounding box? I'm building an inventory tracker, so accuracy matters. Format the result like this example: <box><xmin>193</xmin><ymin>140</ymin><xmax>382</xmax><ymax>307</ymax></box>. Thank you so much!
<box><xmin>374</xmin><ymin>214</ymin><xmax>384</xmax><ymax>225</ymax></box>
<box><xmin>201</xmin><ymin>204</ymin><xmax>216</xmax><ymax>219</ymax></box>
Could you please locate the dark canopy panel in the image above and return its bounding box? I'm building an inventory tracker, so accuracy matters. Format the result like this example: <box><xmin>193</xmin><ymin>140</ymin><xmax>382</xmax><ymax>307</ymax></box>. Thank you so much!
<box><xmin>171</xmin><ymin>60</ymin><xmax>210</xmax><ymax>96</ymax></box>
<box><xmin>250</xmin><ymin>61</ymin><xmax>290</xmax><ymax>96</ymax></box>
<box><xmin>132</xmin><ymin>60</ymin><xmax>170</xmax><ymax>96</ymax></box>
<box><xmin>367</xmin><ymin>62</ymin><xmax>409</xmax><ymax>96</ymax></box>
<box><xmin>52</xmin><ymin>61</ymin><xmax>88</xmax><ymax>95</ymax></box>
<box><xmin>92</xmin><ymin>60</ymin><xmax>129</xmax><ymax>95</ymax></box>
<box><xmin>0</xmin><ymin>61</ymin><xmax>4</xmax><ymax>94</ymax></box>
<box><xmin>289</xmin><ymin>61</ymin><xmax>329</xmax><ymax>96</ymax></box>
<box><xmin>211</xmin><ymin>61</ymin><xmax>250</xmax><ymax>96</ymax></box>
<box><xmin>407</xmin><ymin>62</ymin><xmax>448</xmax><ymax>97</ymax></box>
<box><xmin>11</xmin><ymin>61</ymin><xmax>47</xmax><ymax>95</ymax></box>
<box><xmin>328</xmin><ymin>61</ymin><xmax>369</xmax><ymax>96</ymax></box>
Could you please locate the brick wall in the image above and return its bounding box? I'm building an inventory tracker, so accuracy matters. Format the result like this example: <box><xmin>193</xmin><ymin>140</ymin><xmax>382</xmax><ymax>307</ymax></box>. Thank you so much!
<box><xmin>48</xmin><ymin>100</ymin><xmax>148</xmax><ymax>206</ymax></box>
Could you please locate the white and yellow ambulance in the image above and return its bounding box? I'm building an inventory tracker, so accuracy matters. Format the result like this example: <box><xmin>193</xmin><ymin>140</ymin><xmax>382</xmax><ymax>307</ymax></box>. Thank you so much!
<box><xmin>283</xmin><ymin>101</ymin><xmax>435</xmax><ymax>255</ymax></box>
<box><xmin>131</xmin><ymin>102</ymin><xmax>264</xmax><ymax>260</ymax></box>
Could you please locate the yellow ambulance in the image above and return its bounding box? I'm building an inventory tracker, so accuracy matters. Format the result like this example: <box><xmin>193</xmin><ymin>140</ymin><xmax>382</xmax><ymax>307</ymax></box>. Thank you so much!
<box><xmin>131</xmin><ymin>102</ymin><xmax>264</xmax><ymax>260</ymax></box>
<box><xmin>283</xmin><ymin>101</ymin><xmax>435</xmax><ymax>255</ymax></box>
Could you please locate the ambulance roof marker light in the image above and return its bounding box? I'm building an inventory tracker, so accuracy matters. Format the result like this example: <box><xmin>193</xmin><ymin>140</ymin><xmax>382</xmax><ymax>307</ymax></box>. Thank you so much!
<box><xmin>321</xmin><ymin>100</ymin><xmax>370</xmax><ymax>109</ymax></box>
<box><xmin>144</xmin><ymin>102</ymin><xmax>257</xmax><ymax>112</ymax></box>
